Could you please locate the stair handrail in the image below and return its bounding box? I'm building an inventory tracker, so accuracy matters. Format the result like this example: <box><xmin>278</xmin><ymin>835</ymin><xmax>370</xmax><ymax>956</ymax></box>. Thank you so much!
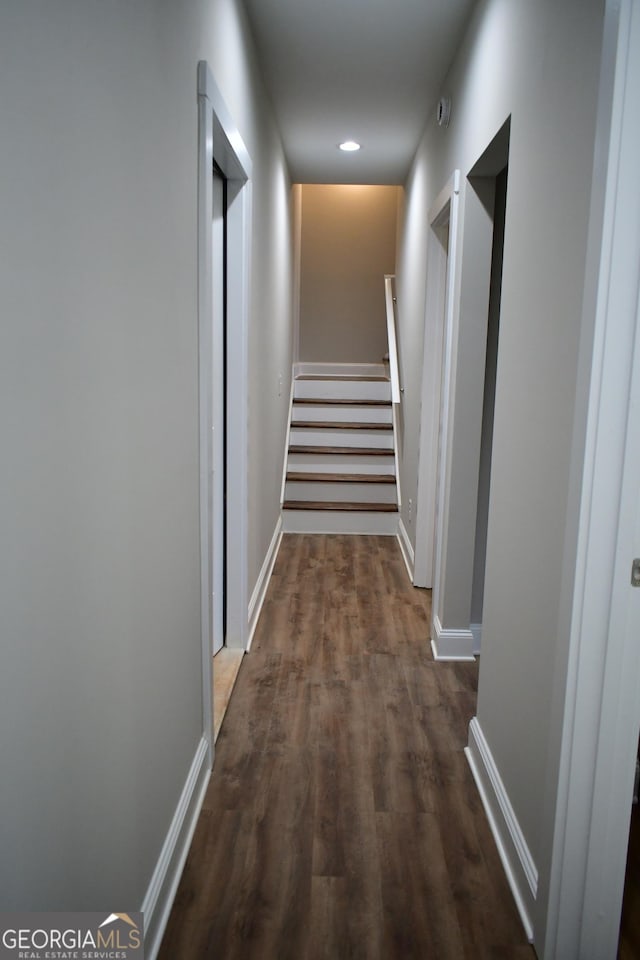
<box><xmin>384</xmin><ymin>274</ymin><xmax>402</xmax><ymax>509</ymax></box>
<box><xmin>384</xmin><ymin>274</ymin><xmax>401</xmax><ymax>404</ymax></box>
<box><xmin>280</xmin><ymin>376</ymin><xmax>295</xmax><ymax>505</ymax></box>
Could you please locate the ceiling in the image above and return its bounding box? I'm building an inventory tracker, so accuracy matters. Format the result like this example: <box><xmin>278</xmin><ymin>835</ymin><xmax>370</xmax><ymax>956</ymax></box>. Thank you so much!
<box><xmin>242</xmin><ymin>0</ymin><xmax>476</xmax><ymax>184</ymax></box>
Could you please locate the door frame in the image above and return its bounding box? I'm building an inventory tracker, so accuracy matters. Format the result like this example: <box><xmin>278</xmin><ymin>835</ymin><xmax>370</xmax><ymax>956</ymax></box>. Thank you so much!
<box><xmin>197</xmin><ymin>61</ymin><xmax>252</xmax><ymax>765</ymax></box>
<box><xmin>211</xmin><ymin>165</ymin><xmax>225</xmax><ymax>657</ymax></box>
<box><xmin>414</xmin><ymin>171</ymin><xmax>460</xmax><ymax>597</ymax></box>
<box><xmin>541</xmin><ymin>1</ymin><xmax>640</xmax><ymax>954</ymax></box>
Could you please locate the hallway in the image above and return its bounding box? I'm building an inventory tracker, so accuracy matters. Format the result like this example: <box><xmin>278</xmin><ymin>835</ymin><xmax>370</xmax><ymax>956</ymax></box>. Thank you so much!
<box><xmin>159</xmin><ymin>535</ymin><xmax>533</xmax><ymax>959</ymax></box>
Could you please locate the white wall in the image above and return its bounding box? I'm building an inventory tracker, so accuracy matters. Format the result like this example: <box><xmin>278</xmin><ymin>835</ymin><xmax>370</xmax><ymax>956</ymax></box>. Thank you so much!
<box><xmin>395</xmin><ymin>0</ymin><xmax>605</xmax><ymax>946</ymax></box>
<box><xmin>0</xmin><ymin>0</ymin><xmax>292</xmax><ymax>914</ymax></box>
<box><xmin>298</xmin><ymin>184</ymin><xmax>399</xmax><ymax>362</ymax></box>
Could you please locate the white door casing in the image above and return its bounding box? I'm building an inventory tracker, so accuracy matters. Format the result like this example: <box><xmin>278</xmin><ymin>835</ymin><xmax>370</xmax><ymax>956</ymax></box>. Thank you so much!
<box><xmin>198</xmin><ymin>61</ymin><xmax>252</xmax><ymax>765</ymax></box>
<box><xmin>211</xmin><ymin>168</ymin><xmax>225</xmax><ymax>657</ymax></box>
<box><xmin>414</xmin><ymin>172</ymin><xmax>460</xmax><ymax>592</ymax></box>
<box><xmin>541</xmin><ymin>1</ymin><xmax>640</xmax><ymax>955</ymax></box>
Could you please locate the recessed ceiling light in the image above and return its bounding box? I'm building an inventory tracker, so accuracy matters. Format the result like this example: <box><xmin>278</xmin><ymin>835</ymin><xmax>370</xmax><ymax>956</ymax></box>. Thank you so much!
<box><xmin>339</xmin><ymin>140</ymin><xmax>361</xmax><ymax>152</ymax></box>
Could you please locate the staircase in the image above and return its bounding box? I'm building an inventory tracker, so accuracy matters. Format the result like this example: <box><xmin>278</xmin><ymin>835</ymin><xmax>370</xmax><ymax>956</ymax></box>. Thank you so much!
<box><xmin>281</xmin><ymin>368</ymin><xmax>400</xmax><ymax>534</ymax></box>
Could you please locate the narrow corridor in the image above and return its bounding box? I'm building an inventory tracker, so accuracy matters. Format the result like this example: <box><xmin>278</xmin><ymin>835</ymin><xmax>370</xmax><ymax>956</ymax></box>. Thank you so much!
<box><xmin>159</xmin><ymin>535</ymin><xmax>533</xmax><ymax>959</ymax></box>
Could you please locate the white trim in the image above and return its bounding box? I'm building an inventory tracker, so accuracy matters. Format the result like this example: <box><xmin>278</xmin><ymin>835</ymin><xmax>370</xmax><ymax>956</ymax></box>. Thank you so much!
<box><xmin>414</xmin><ymin>171</ymin><xmax>461</xmax><ymax>593</ymax></box>
<box><xmin>142</xmin><ymin>737</ymin><xmax>210</xmax><ymax>960</ymax></box>
<box><xmin>197</xmin><ymin>62</ymin><xmax>251</xmax><ymax>180</ymax></box>
<box><xmin>397</xmin><ymin>518</ymin><xmax>415</xmax><ymax>581</ymax></box>
<box><xmin>466</xmin><ymin>718</ymin><xmax>537</xmax><ymax>942</ymax></box>
<box><xmin>470</xmin><ymin>622</ymin><xmax>482</xmax><ymax>655</ymax></box>
<box><xmin>430</xmin><ymin>613</ymin><xmax>475</xmax><ymax>661</ymax></box>
<box><xmin>197</xmin><ymin>82</ymin><xmax>214</xmax><ymax>765</ymax></box>
<box><xmin>292</xmin><ymin>184</ymin><xmax>302</xmax><ymax>364</ymax></box>
<box><xmin>384</xmin><ymin>274</ymin><xmax>401</xmax><ymax>404</ymax></box>
<box><xmin>542</xmin><ymin>3</ymin><xmax>640</xmax><ymax>956</ymax></box>
<box><xmin>197</xmin><ymin>64</ymin><xmax>252</xmax><ymax>726</ymax></box>
<box><xmin>282</xmin><ymin>509</ymin><xmax>399</xmax><ymax>536</ymax></box>
<box><xmin>211</xmin><ymin>169</ymin><xmax>225</xmax><ymax>657</ymax></box>
<box><xmin>293</xmin><ymin>361</ymin><xmax>387</xmax><ymax>380</ymax></box>
<box><xmin>224</xmin><ymin>180</ymin><xmax>251</xmax><ymax>651</ymax></box>
<box><xmin>247</xmin><ymin>519</ymin><xmax>283</xmax><ymax>651</ymax></box>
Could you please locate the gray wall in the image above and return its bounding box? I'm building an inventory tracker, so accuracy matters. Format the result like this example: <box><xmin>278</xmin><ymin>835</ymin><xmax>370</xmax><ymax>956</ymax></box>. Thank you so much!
<box><xmin>395</xmin><ymin>0</ymin><xmax>604</xmax><ymax>947</ymax></box>
<box><xmin>0</xmin><ymin>0</ymin><xmax>292</xmax><ymax>911</ymax></box>
<box><xmin>298</xmin><ymin>184</ymin><xmax>400</xmax><ymax>362</ymax></box>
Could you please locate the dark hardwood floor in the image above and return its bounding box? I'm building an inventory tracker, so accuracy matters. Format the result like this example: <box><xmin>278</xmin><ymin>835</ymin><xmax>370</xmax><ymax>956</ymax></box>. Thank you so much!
<box><xmin>159</xmin><ymin>534</ymin><xmax>535</xmax><ymax>960</ymax></box>
<box><xmin>619</xmin><ymin>798</ymin><xmax>640</xmax><ymax>959</ymax></box>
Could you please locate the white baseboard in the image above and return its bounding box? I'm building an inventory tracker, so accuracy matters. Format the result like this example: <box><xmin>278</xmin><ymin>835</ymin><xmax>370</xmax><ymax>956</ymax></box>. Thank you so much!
<box><xmin>247</xmin><ymin>518</ymin><xmax>283</xmax><ymax>651</ymax></box>
<box><xmin>293</xmin><ymin>361</ymin><xmax>387</xmax><ymax>379</ymax></box>
<box><xmin>431</xmin><ymin>613</ymin><xmax>475</xmax><ymax>660</ymax></box>
<box><xmin>397</xmin><ymin>518</ymin><xmax>415</xmax><ymax>581</ymax></box>
<box><xmin>470</xmin><ymin>622</ymin><xmax>482</xmax><ymax>655</ymax></box>
<box><xmin>142</xmin><ymin>736</ymin><xmax>210</xmax><ymax>960</ymax></box>
<box><xmin>465</xmin><ymin>717</ymin><xmax>537</xmax><ymax>942</ymax></box>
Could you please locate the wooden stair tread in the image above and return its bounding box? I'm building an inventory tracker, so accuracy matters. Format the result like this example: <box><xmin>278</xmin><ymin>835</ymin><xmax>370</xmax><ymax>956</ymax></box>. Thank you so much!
<box><xmin>282</xmin><ymin>501</ymin><xmax>398</xmax><ymax>513</ymax></box>
<box><xmin>295</xmin><ymin>375</ymin><xmax>389</xmax><ymax>382</ymax></box>
<box><xmin>286</xmin><ymin>472</ymin><xmax>396</xmax><ymax>484</ymax></box>
<box><xmin>293</xmin><ymin>398</ymin><xmax>391</xmax><ymax>407</ymax></box>
<box><xmin>291</xmin><ymin>420</ymin><xmax>392</xmax><ymax>430</ymax></box>
<box><xmin>288</xmin><ymin>445</ymin><xmax>394</xmax><ymax>456</ymax></box>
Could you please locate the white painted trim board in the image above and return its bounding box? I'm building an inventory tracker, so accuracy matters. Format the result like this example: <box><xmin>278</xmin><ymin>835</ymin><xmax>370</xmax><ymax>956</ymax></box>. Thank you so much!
<box><xmin>466</xmin><ymin>717</ymin><xmax>537</xmax><ymax>943</ymax></box>
<box><xmin>470</xmin><ymin>622</ymin><xmax>482</xmax><ymax>655</ymax></box>
<box><xmin>414</xmin><ymin>174</ymin><xmax>458</xmax><ymax>590</ymax></box>
<box><xmin>431</xmin><ymin>613</ymin><xmax>475</xmax><ymax>661</ymax></box>
<box><xmin>541</xmin><ymin>3</ymin><xmax>640</xmax><ymax>956</ymax></box>
<box><xmin>281</xmin><ymin>509</ymin><xmax>399</xmax><ymax>536</ymax></box>
<box><xmin>428</xmin><ymin>172</ymin><xmax>462</xmax><ymax>622</ymax></box>
<box><xmin>247</xmin><ymin>519</ymin><xmax>283</xmax><ymax>651</ymax></box>
<box><xmin>294</xmin><ymin>361</ymin><xmax>387</xmax><ymax>379</ymax></box>
<box><xmin>397</xmin><ymin>518</ymin><xmax>415</xmax><ymax>582</ymax></box>
<box><xmin>142</xmin><ymin>736</ymin><xmax>210</xmax><ymax>960</ymax></box>
<box><xmin>197</xmin><ymin>60</ymin><xmax>252</xmax><ymax>760</ymax></box>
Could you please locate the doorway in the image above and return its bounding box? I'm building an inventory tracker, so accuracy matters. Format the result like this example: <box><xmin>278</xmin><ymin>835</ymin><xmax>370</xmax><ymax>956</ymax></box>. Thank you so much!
<box><xmin>414</xmin><ymin>121</ymin><xmax>510</xmax><ymax>660</ymax></box>
<box><xmin>197</xmin><ymin>61</ymin><xmax>252</xmax><ymax>764</ymax></box>
<box><xmin>469</xmin><ymin>161</ymin><xmax>508</xmax><ymax>649</ymax></box>
<box><xmin>414</xmin><ymin>171</ymin><xmax>461</xmax><ymax>593</ymax></box>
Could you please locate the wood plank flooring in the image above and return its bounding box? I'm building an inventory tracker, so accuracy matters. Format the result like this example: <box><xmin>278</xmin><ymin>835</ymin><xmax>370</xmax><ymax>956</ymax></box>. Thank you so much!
<box><xmin>290</xmin><ymin>421</ymin><xmax>393</xmax><ymax>431</ymax></box>
<box><xmin>288</xmin><ymin>446</ymin><xmax>393</xmax><ymax>457</ymax></box>
<box><xmin>285</xmin><ymin>473</ymin><xmax>396</xmax><ymax>484</ymax></box>
<box><xmin>282</xmin><ymin>501</ymin><xmax>398</xmax><ymax>513</ymax></box>
<box><xmin>213</xmin><ymin>648</ymin><xmax>244</xmax><ymax>742</ymax></box>
<box><xmin>619</xmin><ymin>799</ymin><xmax>640</xmax><ymax>958</ymax></box>
<box><xmin>159</xmin><ymin>534</ymin><xmax>535</xmax><ymax>960</ymax></box>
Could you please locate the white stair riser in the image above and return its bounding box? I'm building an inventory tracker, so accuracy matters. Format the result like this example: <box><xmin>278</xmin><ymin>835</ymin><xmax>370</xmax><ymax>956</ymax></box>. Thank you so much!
<box><xmin>295</xmin><ymin>362</ymin><xmax>387</xmax><ymax>379</ymax></box>
<box><xmin>284</xmin><ymin>481</ymin><xmax>398</xmax><ymax>503</ymax></box>
<box><xmin>294</xmin><ymin>380</ymin><xmax>391</xmax><ymax>402</ymax></box>
<box><xmin>282</xmin><ymin>510</ymin><xmax>399</xmax><ymax>536</ymax></box>
<box><xmin>291</xmin><ymin>404</ymin><xmax>392</xmax><ymax>424</ymax></box>
<box><xmin>289</xmin><ymin>428</ymin><xmax>393</xmax><ymax>449</ymax></box>
<box><xmin>286</xmin><ymin>457</ymin><xmax>396</xmax><ymax>474</ymax></box>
